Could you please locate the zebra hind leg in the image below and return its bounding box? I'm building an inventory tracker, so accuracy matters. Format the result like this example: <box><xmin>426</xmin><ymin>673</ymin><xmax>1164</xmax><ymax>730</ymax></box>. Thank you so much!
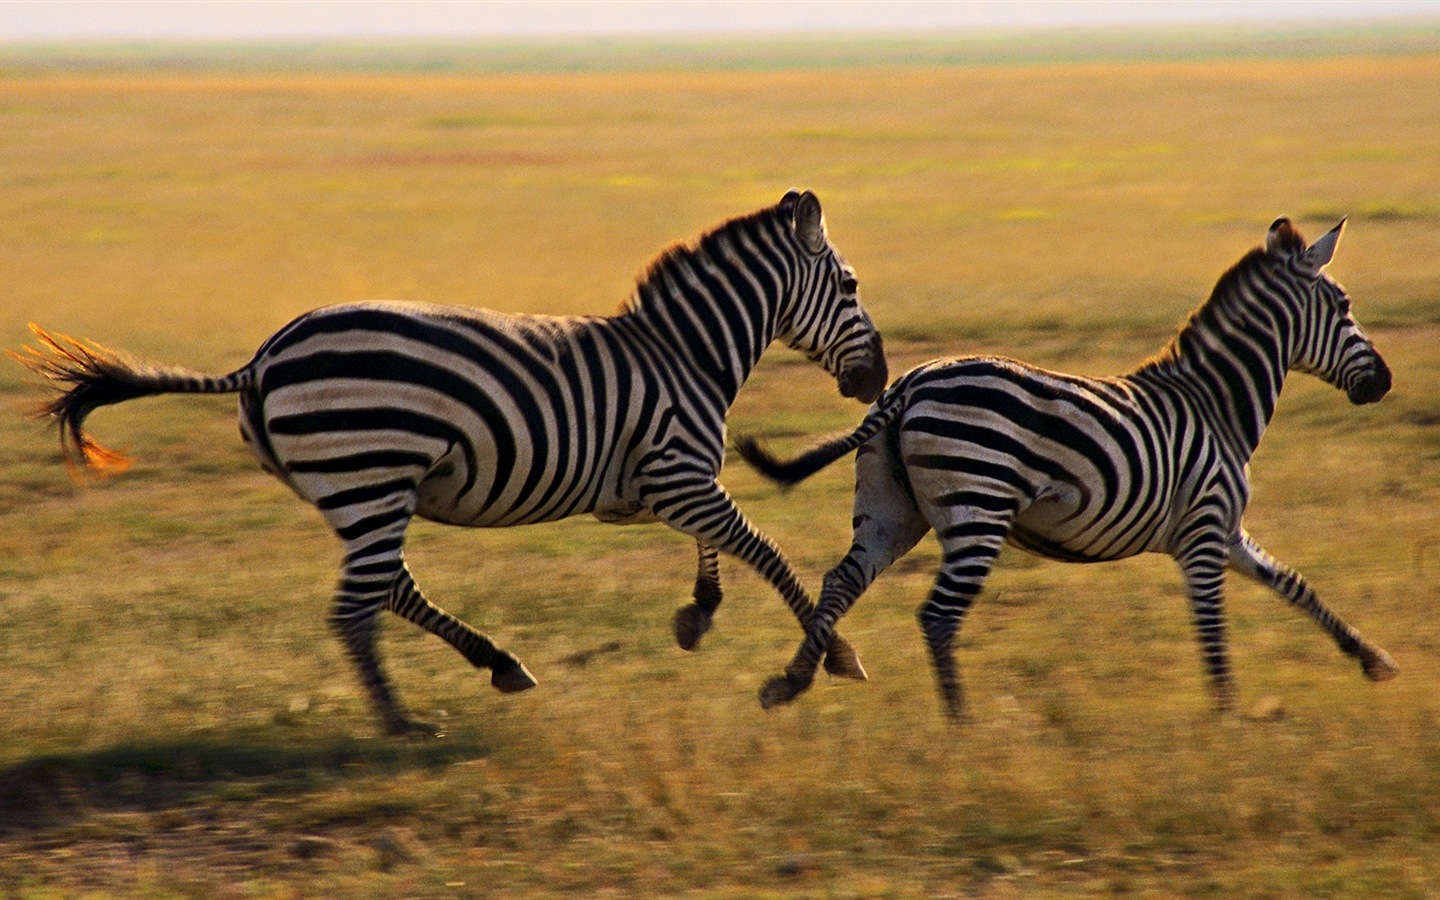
<box><xmin>385</xmin><ymin>561</ymin><xmax>538</xmax><ymax>694</ymax></box>
<box><xmin>917</xmin><ymin>570</ymin><xmax>985</xmax><ymax>724</ymax></box>
<box><xmin>331</xmin><ymin>555</ymin><xmax>438</xmax><ymax>737</ymax></box>
<box><xmin>333</xmin><ymin>523</ymin><xmax>535</xmax><ymax>737</ymax></box>
<box><xmin>760</xmin><ymin>563</ymin><xmax>872</xmax><ymax>708</ymax></box>
<box><xmin>917</xmin><ymin>502</ymin><xmax>1016</xmax><ymax>722</ymax></box>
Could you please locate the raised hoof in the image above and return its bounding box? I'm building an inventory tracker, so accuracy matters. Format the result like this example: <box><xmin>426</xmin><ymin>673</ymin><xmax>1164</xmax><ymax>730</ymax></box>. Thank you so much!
<box><xmin>822</xmin><ymin>635</ymin><xmax>868</xmax><ymax>682</ymax></box>
<box><xmin>1360</xmin><ymin>644</ymin><xmax>1399</xmax><ymax>682</ymax></box>
<box><xmin>758</xmin><ymin>672</ymin><xmax>811</xmax><ymax>710</ymax></box>
<box><xmin>491</xmin><ymin>657</ymin><xmax>539</xmax><ymax>694</ymax></box>
<box><xmin>673</xmin><ymin>603</ymin><xmax>713</xmax><ymax>651</ymax></box>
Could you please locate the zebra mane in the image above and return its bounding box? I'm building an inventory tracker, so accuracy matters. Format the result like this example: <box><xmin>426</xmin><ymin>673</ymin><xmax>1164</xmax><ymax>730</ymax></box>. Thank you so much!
<box><xmin>619</xmin><ymin>204</ymin><xmax>785</xmax><ymax>315</ymax></box>
<box><xmin>1142</xmin><ymin>243</ymin><xmax>1278</xmax><ymax>371</ymax></box>
<box><xmin>1149</xmin><ymin>218</ymin><xmax>1315</xmax><ymax>370</ymax></box>
<box><xmin>1198</xmin><ymin>246</ymin><xmax>1271</xmax><ymax>315</ymax></box>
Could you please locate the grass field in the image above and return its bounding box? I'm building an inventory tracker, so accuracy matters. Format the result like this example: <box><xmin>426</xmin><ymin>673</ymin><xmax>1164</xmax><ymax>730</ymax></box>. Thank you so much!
<box><xmin>2</xmin><ymin>35</ymin><xmax>1440</xmax><ymax>897</ymax></box>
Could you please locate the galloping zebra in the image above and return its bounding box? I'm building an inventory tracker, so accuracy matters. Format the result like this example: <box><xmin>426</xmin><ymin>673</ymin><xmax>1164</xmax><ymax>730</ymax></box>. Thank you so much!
<box><xmin>736</xmin><ymin>217</ymin><xmax>1397</xmax><ymax>721</ymax></box>
<box><xmin>16</xmin><ymin>190</ymin><xmax>887</xmax><ymax>736</ymax></box>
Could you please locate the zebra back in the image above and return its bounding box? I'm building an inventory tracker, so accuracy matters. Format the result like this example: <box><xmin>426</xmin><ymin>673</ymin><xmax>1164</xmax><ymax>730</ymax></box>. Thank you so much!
<box><xmin>237</xmin><ymin>191</ymin><xmax>886</xmax><ymax>527</ymax></box>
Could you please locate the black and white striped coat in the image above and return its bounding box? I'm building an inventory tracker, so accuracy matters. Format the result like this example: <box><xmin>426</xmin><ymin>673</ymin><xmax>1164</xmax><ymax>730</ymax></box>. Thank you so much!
<box><xmin>18</xmin><ymin>190</ymin><xmax>887</xmax><ymax>735</ymax></box>
<box><xmin>738</xmin><ymin>217</ymin><xmax>1396</xmax><ymax>720</ymax></box>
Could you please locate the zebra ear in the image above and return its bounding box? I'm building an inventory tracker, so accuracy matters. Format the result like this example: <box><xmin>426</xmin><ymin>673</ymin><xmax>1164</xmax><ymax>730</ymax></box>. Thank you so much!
<box><xmin>1265</xmin><ymin>217</ymin><xmax>1306</xmax><ymax>256</ymax></box>
<box><xmin>792</xmin><ymin>190</ymin><xmax>827</xmax><ymax>255</ymax></box>
<box><xmin>1300</xmin><ymin>217</ymin><xmax>1345</xmax><ymax>273</ymax></box>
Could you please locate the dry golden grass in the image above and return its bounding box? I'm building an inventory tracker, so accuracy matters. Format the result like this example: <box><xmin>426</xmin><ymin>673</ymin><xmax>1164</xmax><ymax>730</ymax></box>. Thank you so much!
<box><xmin>2</xmin><ymin>43</ymin><xmax>1439</xmax><ymax>897</ymax></box>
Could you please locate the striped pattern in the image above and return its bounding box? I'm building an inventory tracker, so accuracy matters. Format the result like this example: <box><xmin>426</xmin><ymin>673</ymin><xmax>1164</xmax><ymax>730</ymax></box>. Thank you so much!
<box><xmin>18</xmin><ymin>190</ymin><xmax>886</xmax><ymax>735</ymax></box>
<box><xmin>739</xmin><ymin>217</ymin><xmax>1397</xmax><ymax>720</ymax></box>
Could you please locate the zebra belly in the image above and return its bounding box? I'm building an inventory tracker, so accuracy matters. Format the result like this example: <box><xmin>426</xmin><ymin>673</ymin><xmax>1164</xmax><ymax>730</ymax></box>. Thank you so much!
<box><xmin>591</xmin><ymin>501</ymin><xmax>660</xmax><ymax>525</ymax></box>
<box><xmin>253</xmin><ymin>388</ymin><xmax>612</xmax><ymax>530</ymax></box>
<box><xmin>1006</xmin><ymin>523</ymin><xmax>1129</xmax><ymax>563</ymax></box>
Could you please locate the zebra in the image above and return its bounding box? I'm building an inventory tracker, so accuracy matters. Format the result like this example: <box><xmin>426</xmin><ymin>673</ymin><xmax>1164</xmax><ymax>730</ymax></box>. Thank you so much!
<box><xmin>15</xmin><ymin>190</ymin><xmax>887</xmax><ymax>736</ymax></box>
<box><xmin>735</xmin><ymin>216</ymin><xmax>1397</xmax><ymax>721</ymax></box>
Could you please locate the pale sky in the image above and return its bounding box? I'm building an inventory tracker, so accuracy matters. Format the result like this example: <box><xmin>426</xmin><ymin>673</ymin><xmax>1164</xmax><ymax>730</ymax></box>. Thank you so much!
<box><xmin>5</xmin><ymin>0</ymin><xmax>1440</xmax><ymax>41</ymax></box>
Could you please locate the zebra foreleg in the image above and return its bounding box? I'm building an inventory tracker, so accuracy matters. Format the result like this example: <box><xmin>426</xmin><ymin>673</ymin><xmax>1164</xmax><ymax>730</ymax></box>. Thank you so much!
<box><xmin>1227</xmin><ymin>529</ymin><xmax>1398</xmax><ymax>682</ymax></box>
<box><xmin>649</xmin><ymin>478</ymin><xmax>866</xmax><ymax>680</ymax></box>
<box><xmin>674</xmin><ymin>539</ymin><xmax>722</xmax><ymax>651</ymax></box>
<box><xmin>1175</xmin><ymin>527</ymin><xmax>1237</xmax><ymax>712</ymax></box>
<box><xmin>384</xmin><ymin>562</ymin><xmax>538</xmax><ymax>694</ymax></box>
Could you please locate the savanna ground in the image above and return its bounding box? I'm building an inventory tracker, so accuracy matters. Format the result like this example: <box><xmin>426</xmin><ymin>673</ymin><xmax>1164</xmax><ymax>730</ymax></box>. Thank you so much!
<box><xmin>2</xmin><ymin>30</ymin><xmax>1440</xmax><ymax>898</ymax></box>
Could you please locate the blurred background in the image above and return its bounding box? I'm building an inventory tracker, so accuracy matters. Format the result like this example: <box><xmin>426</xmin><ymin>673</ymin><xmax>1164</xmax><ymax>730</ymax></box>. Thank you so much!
<box><xmin>2</xmin><ymin>2</ymin><xmax>1438</xmax><ymax>896</ymax></box>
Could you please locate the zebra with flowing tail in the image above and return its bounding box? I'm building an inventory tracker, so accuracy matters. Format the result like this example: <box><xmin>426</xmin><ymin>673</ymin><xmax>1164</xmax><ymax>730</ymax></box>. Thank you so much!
<box><xmin>736</xmin><ymin>217</ymin><xmax>1396</xmax><ymax>721</ymax></box>
<box><xmin>16</xmin><ymin>190</ymin><xmax>887</xmax><ymax>736</ymax></box>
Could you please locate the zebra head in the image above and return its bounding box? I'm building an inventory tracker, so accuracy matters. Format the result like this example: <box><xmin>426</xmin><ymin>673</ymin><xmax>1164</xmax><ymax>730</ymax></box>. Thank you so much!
<box><xmin>1267</xmin><ymin>217</ymin><xmax>1391</xmax><ymax>405</ymax></box>
<box><xmin>775</xmin><ymin>190</ymin><xmax>888</xmax><ymax>404</ymax></box>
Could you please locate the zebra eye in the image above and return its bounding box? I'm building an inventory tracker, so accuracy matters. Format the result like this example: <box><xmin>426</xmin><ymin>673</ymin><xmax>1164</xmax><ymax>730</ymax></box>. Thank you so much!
<box><xmin>839</xmin><ymin>275</ymin><xmax>858</xmax><ymax>294</ymax></box>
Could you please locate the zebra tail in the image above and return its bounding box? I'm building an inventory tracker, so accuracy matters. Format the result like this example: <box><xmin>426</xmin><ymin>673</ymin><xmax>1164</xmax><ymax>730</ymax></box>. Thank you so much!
<box><xmin>10</xmin><ymin>323</ymin><xmax>254</xmax><ymax>476</ymax></box>
<box><xmin>733</xmin><ymin>386</ymin><xmax>906</xmax><ymax>488</ymax></box>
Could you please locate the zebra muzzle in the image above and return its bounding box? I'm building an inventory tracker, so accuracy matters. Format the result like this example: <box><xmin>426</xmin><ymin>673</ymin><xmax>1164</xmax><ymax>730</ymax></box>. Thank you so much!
<box><xmin>837</xmin><ymin>334</ymin><xmax>888</xmax><ymax>404</ymax></box>
<box><xmin>1346</xmin><ymin>358</ymin><xmax>1391</xmax><ymax>405</ymax></box>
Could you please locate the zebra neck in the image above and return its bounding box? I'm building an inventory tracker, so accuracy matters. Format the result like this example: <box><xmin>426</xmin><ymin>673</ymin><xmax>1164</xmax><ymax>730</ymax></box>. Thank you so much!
<box><xmin>1137</xmin><ymin>305</ymin><xmax>1287</xmax><ymax>460</ymax></box>
<box><xmin>621</xmin><ymin>264</ymin><xmax>779</xmax><ymax>407</ymax></box>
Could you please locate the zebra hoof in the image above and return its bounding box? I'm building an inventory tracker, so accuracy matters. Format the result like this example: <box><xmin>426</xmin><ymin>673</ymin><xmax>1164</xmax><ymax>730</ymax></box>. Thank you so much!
<box><xmin>758</xmin><ymin>672</ymin><xmax>810</xmax><ymax>710</ymax></box>
<box><xmin>822</xmin><ymin>634</ymin><xmax>868</xmax><ymax>682</ymax></box>
<box><xmin>941</xmin><ymin>705</ymin><xmax>974</xmax><ymax>727</ymax></box>
<box><xmin>491</xmin><ymin>656</ymin><xmax>539</xmax><ymax>693</ymax></box>
<box><xmin>1360</xmin><ymin>644</ymin><xmax>1399</xmax><ymax>682</ymax></box>
<box><xmin>673</xmin><ymin>603</ymin><xmax>713</xmax><ymax>651</ymax></box>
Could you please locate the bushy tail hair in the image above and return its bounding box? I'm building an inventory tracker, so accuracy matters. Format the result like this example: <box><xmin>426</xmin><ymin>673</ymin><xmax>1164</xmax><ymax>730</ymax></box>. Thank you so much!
<box><xmin>732</xmin><ymin>384</ymin><xmax>906</xmax><ymax>488</ymax></box>
<box><xmin>10</xmin><ymin>324</ymin><xmax>253</xmax><ymax>476</ymax></box>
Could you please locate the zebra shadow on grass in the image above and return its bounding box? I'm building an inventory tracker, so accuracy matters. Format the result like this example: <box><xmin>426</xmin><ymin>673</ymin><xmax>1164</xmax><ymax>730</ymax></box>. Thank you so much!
<box><xmin>0</xmin><ymin>735</ymin><xmax>492</xmax><ymax>837</ymax></box>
